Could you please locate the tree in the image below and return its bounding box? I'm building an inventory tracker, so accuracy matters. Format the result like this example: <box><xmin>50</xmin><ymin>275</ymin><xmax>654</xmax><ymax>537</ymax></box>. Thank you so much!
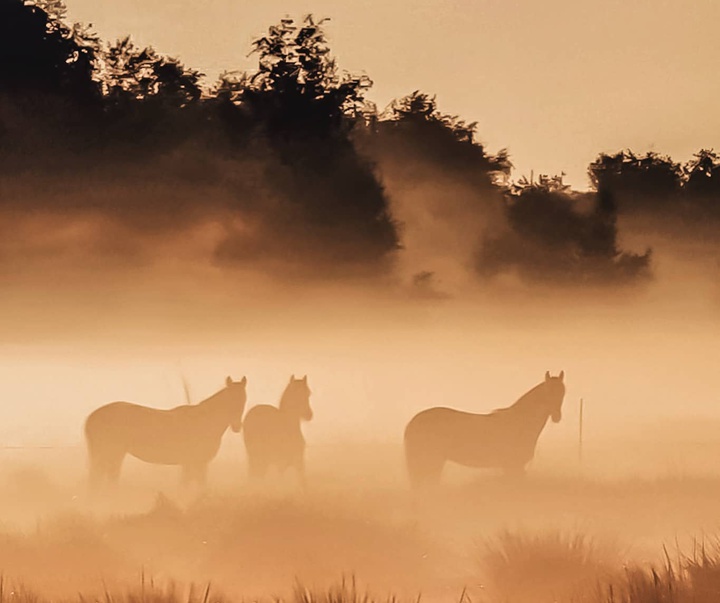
<box><xmin>214</xmin><ymin>15</ymin><xmax>400</xmax><ymax>273</ymax></box>
<box><xmin>97</xmin><ymin>36</ymin><xmax>205</xmax><ymax>150</ymax></box>
<box><xmin>588</xmin><ymin>150</ymin><xmax>682</xmax><ymax>212</ymax></box>
<box><xmin>0</xmin><ymin>0</ymin><xmax>103</xmax><ymax>164</ymax></box>
<box><xmin>684</xmin><ymin>149</ymin><xmax>720</xmax><ymax>199</ymax></box>
<box><xmin>220</xmin><ymin>15</ymin><xmax>372</xmax><ymax>141</ymax></box>
<box><xmin>377</xmin><ymin>91</ymin><xmax>511</xmax><ymax>180</ymax></box>
<box><xmin>478</xmin><ymin>174</ymin><xmax>651</xmax><ymax>285</ymax></box>
<box><xmin>101</xmin><ymin>37</ymin><xmax>202</xmax><ymax>108</ymax></box>
<box><xmin>0</xmin><ymin>0</ymin><xmax>100</xmax><ymax>102</ymax></box>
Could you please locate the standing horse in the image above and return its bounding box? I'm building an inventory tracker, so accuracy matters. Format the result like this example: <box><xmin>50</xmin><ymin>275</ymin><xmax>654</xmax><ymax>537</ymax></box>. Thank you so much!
<box><xmin>404</xmin><ymin>371</ymin><xmax>565</xmax><ymax>487</ymax></box>
<box><xmin>242</xmin><ymin>375</ymin><xmax>313</xmax><ymax>485</ymax></box>
<box><xmin>85</xmin><ymin>376</ymin><xmax>247</xmax><ymax>486</ymax></box>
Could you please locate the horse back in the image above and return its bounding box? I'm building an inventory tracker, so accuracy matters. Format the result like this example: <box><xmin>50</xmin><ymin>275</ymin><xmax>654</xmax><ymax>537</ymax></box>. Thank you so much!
<box><xmin>85</xmin><ymin>401</ymin><xmax>223</xmax><ymax>465</ymax></box>
<box><xmin>404</xmin><ymin>406</ymin><xmax>531</xmax><ymax>468</ymax></box>
<box><xmin>405</xmin><ymin>406</ymin><xmax>488</xmax><ymax>437</ymax></box>
<box><xmin>86</xmin><ymin>401</ymin><xmax>167</xmax><ymax>428</ymax></box>
<box><xmin>243</xmin><ymin>405</ymin><xmax>304</xmax><ymax>459</ymax></box>
<box><xmin>243</xmin><ymin>405</ymin><xmax>297</xmax><ymax>437</ymax></box>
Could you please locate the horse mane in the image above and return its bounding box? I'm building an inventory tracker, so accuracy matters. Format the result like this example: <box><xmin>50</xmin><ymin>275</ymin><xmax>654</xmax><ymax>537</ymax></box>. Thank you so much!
<box><xmin>195</xmin><ymin>385</ymin><xmax>231</xmax><ymax>409</ymax></box>
<box><xmin>491</xmin><ymin>380</ymin><xmax>548</xmax><ymax>415</ymax></box>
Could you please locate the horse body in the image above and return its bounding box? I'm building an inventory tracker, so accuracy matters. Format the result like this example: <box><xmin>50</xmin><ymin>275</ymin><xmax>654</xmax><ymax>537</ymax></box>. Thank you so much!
<box><xmin>243</xmin><ymin>375</ymin><xmax>313</xmax><ymax>484</ymax></box>
<box><xmin>85</xmin><ymin>376</ymin><xmax>247</xmax><ymax>486</ymax></box>
<box><xmin>404</xmin><ymin>371</ymin><xmax>565</xmax><ymax>487</ymax></box>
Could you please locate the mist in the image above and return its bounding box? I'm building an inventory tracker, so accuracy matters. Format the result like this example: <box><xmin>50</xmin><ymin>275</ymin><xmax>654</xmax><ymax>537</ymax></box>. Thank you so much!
<box><xmin>2</xmin><ymin>3</ymin><xmax>720</xmax><ymax>603</ymax></box>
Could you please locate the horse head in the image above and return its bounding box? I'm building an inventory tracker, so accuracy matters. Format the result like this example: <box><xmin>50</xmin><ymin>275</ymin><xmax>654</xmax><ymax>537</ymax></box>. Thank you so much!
<box><xmin>281</xmin><ymin>374</ymin><xmax>313</xmax><ymax>421</ymax></box>
<box><xmin>224</xmin><ymin>375</ymin><xmax>248</xmax><ymax>432</ymax></box>
<box><xmin>543</xmin><ymin>370</ymin><xmax>565</xmax><ymax>423</ymax></box>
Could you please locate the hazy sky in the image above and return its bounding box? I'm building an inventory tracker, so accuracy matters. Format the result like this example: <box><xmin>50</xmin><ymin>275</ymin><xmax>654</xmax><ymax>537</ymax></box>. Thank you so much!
<box><xmin>64</xmin><ymin>0</ymin><xmax>720</xmax><ymax>188</ymax></box>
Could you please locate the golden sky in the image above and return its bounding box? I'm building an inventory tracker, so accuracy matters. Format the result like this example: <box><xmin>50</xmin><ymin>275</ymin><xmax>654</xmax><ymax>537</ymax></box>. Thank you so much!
<box><xmin>65</xmin><ymin>0</ymin><xmax>720</xmax><ymax>188</ymax></box>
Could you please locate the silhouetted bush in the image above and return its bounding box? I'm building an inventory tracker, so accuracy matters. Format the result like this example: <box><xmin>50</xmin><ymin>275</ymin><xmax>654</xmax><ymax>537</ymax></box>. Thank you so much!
<box><xmin>11</xmin><ymin>2</ymin><xmax>720</xmax><ymax>286</ymax></box>
<box><xmin>478</xmin><ymin>174</ymin><xmax>652</xmax><ymax>286</ymax></box>
<box><xmin>211</xmin><ymin>17</ymin><xmax>400</xmax><ymax>273</ymax></box>
<box><xmin>588</xmin><ymin>149</ymin><xmax>720</xmax><ymax>223</ymax></box>
<box><xmin>682</xmin><ymin>149</ymin><xmax>720</xmax><ymax>219</ymax></box>
<box><xmin>369</xmin><ymin>91</ymin><xmax>511</xmax><ymax>184</ymax></box>
<box><xmin>0</xmin><ymin>0</ymin><xmax>103</xmax><ymax>162</ymax></box>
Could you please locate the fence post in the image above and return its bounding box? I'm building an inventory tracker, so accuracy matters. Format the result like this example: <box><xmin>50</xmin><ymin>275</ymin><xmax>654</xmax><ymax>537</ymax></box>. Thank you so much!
<box><xmin>578</xmin><ymin>398</ymin><xmax>584</xmax><ymax>468</ymax></box>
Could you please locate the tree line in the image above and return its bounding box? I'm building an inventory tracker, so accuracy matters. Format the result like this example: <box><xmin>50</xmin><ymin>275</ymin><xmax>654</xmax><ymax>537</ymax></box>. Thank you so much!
<box><xmin>1</xmin><ymin>0</ymin><xmax>718</xmax><ymax>286</ymax></box>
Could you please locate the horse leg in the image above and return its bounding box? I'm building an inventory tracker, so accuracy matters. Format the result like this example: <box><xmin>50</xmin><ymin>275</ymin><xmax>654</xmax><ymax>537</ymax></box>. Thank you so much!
<box><xmin>88</xmin><ymin>454</ymin><xmax>105</xmax><ymax>489</ymax></box>
<box><xmin>106</xmin><ymin>452</ymin><xmax>125</xmax><ymax>484</ymax></box>
<box><xmin>87</xmin><ymin>444</ymin><xmax>124</xmax><ymax>489</ymax></box>
<box><xmin>420</xmin><ymin>456</ymin><xmax>445</xmax><ymax>488</ymax></box>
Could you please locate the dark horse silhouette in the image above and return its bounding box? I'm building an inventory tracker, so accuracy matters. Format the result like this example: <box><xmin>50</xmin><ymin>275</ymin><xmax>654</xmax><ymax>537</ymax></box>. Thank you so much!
<box><xmin>404</xmin><ymin>371</ymin><xmax>565</xmax><ymax>487</ymax></box>
<box><xmin>85</xmin><ymin>376</ymin><xmax>247</xmax><ymax>486</ymax></box>
<box><xmin>242</xmin><ymin>375</ymin><xmax>313</xmax><ymax>485</ymax></box>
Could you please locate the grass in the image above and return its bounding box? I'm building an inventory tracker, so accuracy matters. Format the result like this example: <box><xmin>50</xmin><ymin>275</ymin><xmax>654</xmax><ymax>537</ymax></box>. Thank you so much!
<box><xmin>480</xmin><ymin>529</ymin><xmax>618</xmax><ymax>603</ymax></box>
<box><xmin>6</xmin><ymin>462</ymin><xmax>720</xmax><ymax>603</ymax></box>
<box><xmin>0</xmin><ymin>543</ymin><xmax>720</xmax><ymax>603</ymax></box>
<box><xmin>599</xmin><ymin>540</ymin><xmax>720</xmax><ymax>603</ymax></box>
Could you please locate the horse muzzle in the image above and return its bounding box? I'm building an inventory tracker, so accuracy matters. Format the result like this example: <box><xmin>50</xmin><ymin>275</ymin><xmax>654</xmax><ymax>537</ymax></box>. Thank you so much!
<box><xmin>230</xmin><ymin>422</ymin><xmax>243</xmax><ymax>433</ymax></box>
<box><xmin>551</xmin><ymin>410</ymin><xmax>562</xmax><ymax>423</ymax></box>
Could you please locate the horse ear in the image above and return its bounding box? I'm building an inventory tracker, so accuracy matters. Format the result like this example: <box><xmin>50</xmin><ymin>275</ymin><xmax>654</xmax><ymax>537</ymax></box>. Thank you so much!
<box><xmin>545</xmin><ymin>371</ymin><xmax>551</xmax><ymax>381</ymax></box>
<box><xmin>559</xmin><ymin>370</ymin><xmax>564</xmax><ymax>382</ymax></box>
<box><xmin>226</xmin><ymin>376</ymin><xmax>233</xmax><ymax>386</ymax></box>
<box><xmin>290</xmin><ymin>374</ymin><xmax>295</xmax><ymax>382</ymax></box>
<box><xmin>241</xmin><ymin>376</ymin><xmax>247</xmax><ymax>385</ymax></box>
<box><xmin>302</xmin><ymin>375</ymin><xmax>307</xmax><ymax>382</ymax></box>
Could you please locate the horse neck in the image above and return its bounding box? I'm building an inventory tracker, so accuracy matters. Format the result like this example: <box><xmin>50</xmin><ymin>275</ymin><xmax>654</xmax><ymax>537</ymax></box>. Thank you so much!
<box><xmin>195</xmin><ymin>389</ymin><xmax>233</xmax><ymax>426</ymax></box>
<box><xmin>501</xmin><ymin>385</ymin><xmax>552</xmax><ymax>435</ymax></box>
<box><xmin>278</xmin><ymin>393</ymin><xmax>304</xmax><ymax>424</ymax></box>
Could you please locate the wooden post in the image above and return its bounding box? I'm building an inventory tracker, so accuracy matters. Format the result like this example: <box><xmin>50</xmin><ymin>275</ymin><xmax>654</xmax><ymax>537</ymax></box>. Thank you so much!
<box><xmin>578</xmin><ymin>398</ymin><xmax>584</xmax><ymax>466</ymax></box>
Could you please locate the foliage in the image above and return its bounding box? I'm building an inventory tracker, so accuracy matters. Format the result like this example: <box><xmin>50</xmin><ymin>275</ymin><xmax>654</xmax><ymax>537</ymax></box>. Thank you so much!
<box><xmin>589</xmin><ymin>150</ymin><xmax>683</xmax><ymax>198</ymax></box>
<box><xmin>212</xmin><ymin>15</ymin><xmax>400</xmax><ymax>269</ymax></box>
<box><xmin>10</xmin><ymin>2</ymin><xmax>720</xmax><ymax>284</ymax></box>
<box><xmin>376</xmin><ymin>91</ymin><xmax>511</xmax><ymax>180</ymax></box>
<box><xmin>589</xmin><ymin>149</ymin><xmax>720</xmax><ymax>220</ymax></box>
<box><xmin>684</xmin><ymin>149</ymin><xmax>720</xmax><ymax>200</ymax></box>
<box><xmin>0</xmin><ymin>0</ymin><xmax>100</xmax><ymax>102</ymax></box>
<box><xmin>219</xmin><ymin>15</ymin><xmax>373</xmax><ymax>140</ymax></box>
<box><xmin>101</xmin><ymin>37</ymin><xmax>203</xmax><ymax>108</ymax></box>
<box><xmin>478</xmin><ymin>174</ymin><xmax>651</xmax><ymax>285</ymax></box>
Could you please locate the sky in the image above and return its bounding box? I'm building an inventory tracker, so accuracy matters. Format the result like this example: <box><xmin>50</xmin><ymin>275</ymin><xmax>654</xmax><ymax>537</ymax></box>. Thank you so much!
<box><xmin>63</xmin><ymin>0</ymin><xmax>720</xmax><ymax>188</ymax></box>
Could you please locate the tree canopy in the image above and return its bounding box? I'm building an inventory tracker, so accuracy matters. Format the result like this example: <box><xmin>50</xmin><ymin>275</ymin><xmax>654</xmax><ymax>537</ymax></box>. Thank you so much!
<box><xmin>8</xmin><ymin>3</ymin><xmax>720</xmax><ymax>286</ymax></box>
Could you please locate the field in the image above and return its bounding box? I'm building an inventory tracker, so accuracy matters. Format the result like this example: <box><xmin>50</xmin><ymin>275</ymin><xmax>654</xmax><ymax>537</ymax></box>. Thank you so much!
<box><xmin>2</xmin><ymin>429</ymin><xmax>720</xmax><ymax>603</ymax></box>
<box><xmin>0</xmin><ymin>243</ymin><xmax>718</xmax><ymax>603</ymax></box>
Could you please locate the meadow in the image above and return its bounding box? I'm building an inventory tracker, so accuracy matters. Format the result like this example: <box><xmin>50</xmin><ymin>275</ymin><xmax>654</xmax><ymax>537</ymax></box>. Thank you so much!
<box><xmin>2</xmin><ymin>431</ymin><xmax>720</xmax><ymax>603</ymax></box>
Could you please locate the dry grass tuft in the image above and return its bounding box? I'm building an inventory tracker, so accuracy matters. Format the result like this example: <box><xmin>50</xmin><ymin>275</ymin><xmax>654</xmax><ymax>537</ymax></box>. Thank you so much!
<box><xmin>480</xmin><ymin>529</ymin><xmax>618</xmax><ymax>603</ymax></box>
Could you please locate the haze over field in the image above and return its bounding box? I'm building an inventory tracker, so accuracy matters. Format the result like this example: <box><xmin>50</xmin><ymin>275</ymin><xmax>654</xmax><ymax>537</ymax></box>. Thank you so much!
<box><xmin>2</xmin><ymin>1</ymin><xmax>720</xmax><ymax>602</ymax></box>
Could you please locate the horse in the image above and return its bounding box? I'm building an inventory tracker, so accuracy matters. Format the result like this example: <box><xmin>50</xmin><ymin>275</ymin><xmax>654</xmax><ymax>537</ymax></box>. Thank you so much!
<box><xmin>242</xmin><ymin>375</ymin><xmax>313</xmax><ymax>485</ymax></box>
<box><xmin>84</xmin><ymin>375</ymin><xmax>247</xmax><ymax>487</ymax></box>
<box><xmin>403</xmin><ymin>371</ymin><xmax>565</xmax><ymax>488</ymax></box>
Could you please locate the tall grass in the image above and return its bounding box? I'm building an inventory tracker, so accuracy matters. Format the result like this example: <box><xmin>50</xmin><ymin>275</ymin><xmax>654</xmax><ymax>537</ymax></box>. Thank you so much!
<box><xmin>480</xmin><ymin>530</ymin><xmax>617</xmax><ymax>603</ymax></box>
<box><xmin>293</xmin><ymin>577</ymin><xmax>400</xmax><ymax>603</ymax></box>
<box><xmin>601</xmin><ymin>540</ymin><xmax>720</xmax><ymax>603</ymax></box>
